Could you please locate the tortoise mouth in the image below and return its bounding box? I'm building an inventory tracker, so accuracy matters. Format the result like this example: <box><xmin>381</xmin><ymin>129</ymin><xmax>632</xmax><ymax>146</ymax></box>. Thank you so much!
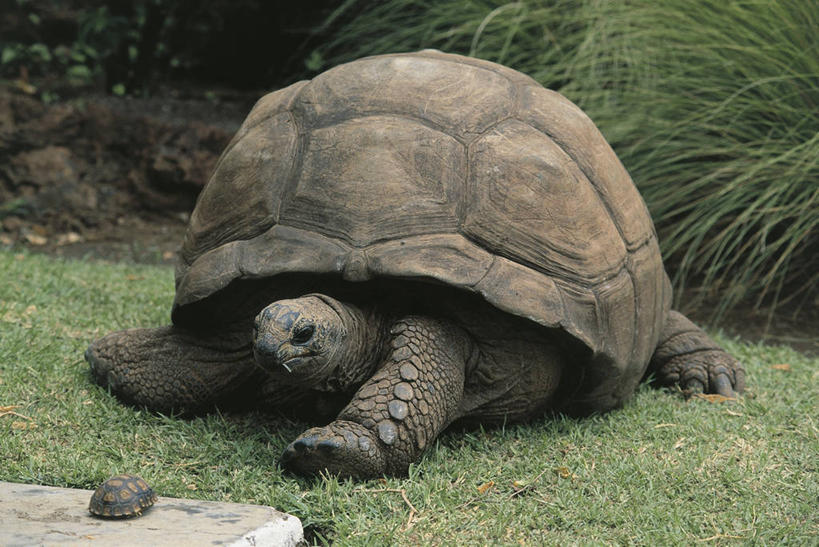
<box><xmin>280</xmin><ymin>353</ymin><xmax>314</xmax><ymax>373</ymax></box>
<box><xmin>253</xmin><ymin>346</ymin><xmax>313</xmax><ymax>368</ymax></box>
<box><xmin>256</xmin><ymin>350</ymin><xmax>342</xmax><ymax>390</ymax></box>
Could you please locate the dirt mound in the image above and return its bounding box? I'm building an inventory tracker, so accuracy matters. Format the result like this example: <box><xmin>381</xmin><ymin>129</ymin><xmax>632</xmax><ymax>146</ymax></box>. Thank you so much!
<box><xmin>0</xmin><ymin>85</ymin><xmax>251</xmax><ymax>261</ymax></box>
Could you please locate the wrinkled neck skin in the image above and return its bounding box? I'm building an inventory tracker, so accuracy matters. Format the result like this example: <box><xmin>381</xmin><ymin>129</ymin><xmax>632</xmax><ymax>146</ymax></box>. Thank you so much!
<box><xmin>312</xmin><ymin>295</ymin><xmax>391</xmax><ymax>392</ymax></box>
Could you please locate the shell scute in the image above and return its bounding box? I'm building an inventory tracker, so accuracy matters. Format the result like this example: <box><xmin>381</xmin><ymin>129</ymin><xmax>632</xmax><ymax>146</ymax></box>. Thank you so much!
<box><xmin>464</xmin><ymin>118</ymin><xmax>626</xmax><ymax>282</ymax></box>
<box><xmin>280</xmin><ymin>116</ymin><xmax>465</xmax><ymax>247</ymax></box>
<box><xmin>183</xmin><ymin>111</ymin><xmax>298</xmax><ymax>264</ymax></box>
<box><xmin>294</xmin><ymin>52</ymin><xmax>516</xmax><ymax>141</ymax></box>
<box><xmin>516</xmin><ymin>85</ymin><xmax>653</xmax><ymax>249</ymax></box>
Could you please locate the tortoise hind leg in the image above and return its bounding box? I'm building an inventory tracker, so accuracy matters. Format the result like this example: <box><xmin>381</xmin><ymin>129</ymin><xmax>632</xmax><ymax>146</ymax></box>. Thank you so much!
<box><xmin>86</xmin><ymin>326</ymin><xmax>259</xmax><ymax>414</ymax></box>
<box><xmin>648</xmin><ymin>311</ymin><xmax>746</xmax><ymax>397</ymax></box>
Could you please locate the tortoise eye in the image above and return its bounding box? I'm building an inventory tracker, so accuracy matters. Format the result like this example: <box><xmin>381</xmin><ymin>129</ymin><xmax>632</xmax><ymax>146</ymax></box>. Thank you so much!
<box><xmin>292</xmin><ymin>325</ymin><xmax>315</xmax><ymax>345</ymax></box>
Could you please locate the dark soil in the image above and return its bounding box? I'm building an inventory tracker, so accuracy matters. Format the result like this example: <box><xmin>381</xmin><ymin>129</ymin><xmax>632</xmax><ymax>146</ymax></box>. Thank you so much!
<box><xmin>1</xmin><ymin>83</ymin><xmax>816</xmax><ymax>355</ymax></box>
<box><xmin>0</xmin><ymin>82</ymin><xmax>256</xmax><ymax>263</ymax></box>
<box><xmin>684</xmin><ymin>298</ymin><xmax>818</xmax><ymax>356</ymax></box>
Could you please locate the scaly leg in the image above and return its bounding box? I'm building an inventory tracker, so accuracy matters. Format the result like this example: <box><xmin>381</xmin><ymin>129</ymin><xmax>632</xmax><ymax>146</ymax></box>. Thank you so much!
<box><xmin>279</xmin><ymin>316</ymin><xmax>471</xmax><ymax>478</ymax></box>
<box><xmin>86</xmin><ymin>326</ymin><xmax>260</xmax><ymax>414</ymax></box>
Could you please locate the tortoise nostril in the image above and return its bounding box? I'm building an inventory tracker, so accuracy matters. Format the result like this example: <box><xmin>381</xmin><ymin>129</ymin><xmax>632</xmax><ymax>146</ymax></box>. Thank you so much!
<box><xmin>253</xmin><ymin>334</ymin><xmax>278</xmax><ymax>357</ymax></box>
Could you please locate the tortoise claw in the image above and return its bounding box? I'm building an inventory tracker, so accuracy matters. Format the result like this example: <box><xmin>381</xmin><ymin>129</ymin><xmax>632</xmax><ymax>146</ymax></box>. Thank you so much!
<box><xmin>711</xmin><ymin>372</ymin><xmax>735</xmax><ymax>397</ymax></box>
<box><xmin>683</xmin><ymin>377</ymin><xmax>705</xmax><ymax>394</ymax></box>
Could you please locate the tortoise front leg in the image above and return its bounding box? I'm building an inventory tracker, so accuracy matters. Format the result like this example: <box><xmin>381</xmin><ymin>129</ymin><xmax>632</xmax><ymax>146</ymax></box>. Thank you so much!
<box><xmin>280</xmin><ymin>316</ymin><xmax>471</xmax><ymax>479</ymax></box>
<box><xmin>86</xmin><ymin>326</ymin><xmax>260</xmax><ymax>414</ymax></box>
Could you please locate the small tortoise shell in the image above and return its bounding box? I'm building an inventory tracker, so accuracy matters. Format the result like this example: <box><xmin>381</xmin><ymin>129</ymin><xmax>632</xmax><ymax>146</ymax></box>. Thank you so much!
<box><xmin>88</xmin><ymin>474</ymin><xmax>157</xmax><ymax>518</ymax></box>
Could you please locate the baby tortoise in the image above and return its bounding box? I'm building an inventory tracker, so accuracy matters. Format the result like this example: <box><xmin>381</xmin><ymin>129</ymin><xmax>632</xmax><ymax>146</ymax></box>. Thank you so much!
<box><xmin>88</xmin><ymin>474</ymin><xmax>157</xmax><ymax>518</ymax></box>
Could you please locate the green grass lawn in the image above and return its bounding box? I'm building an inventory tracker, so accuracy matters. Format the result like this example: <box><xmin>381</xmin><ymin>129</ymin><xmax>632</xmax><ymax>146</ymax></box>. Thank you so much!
<box><xmin>1</xmin><ymin>250</ymin><xmax>816</xmax><ymax>544</ymax></box>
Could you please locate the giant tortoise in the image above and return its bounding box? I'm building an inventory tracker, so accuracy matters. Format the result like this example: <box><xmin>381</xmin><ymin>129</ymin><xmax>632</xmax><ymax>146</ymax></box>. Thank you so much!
<box><xmin>86</xmin><ymin>50</ymin><xmax>745</xmax><ymax>479</ymax></box>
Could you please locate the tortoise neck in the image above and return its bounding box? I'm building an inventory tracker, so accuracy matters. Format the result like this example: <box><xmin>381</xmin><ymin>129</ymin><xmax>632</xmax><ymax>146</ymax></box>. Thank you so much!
<box><xmin>304</xmin><ymin>294</ymin><xmax>389</xmax><ymax>392</ymax></box>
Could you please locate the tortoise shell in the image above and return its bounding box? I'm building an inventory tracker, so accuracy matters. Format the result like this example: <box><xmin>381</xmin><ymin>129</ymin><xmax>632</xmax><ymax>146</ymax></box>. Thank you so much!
<box><xmin>88</xmin><ymin>474</ymin><xmax>157</xmax><ymax>518</ymax></box>
<box><xmin>171</xmin><ymin>50</ymin><xmax>672</xmax><ymax>411</ymax></box>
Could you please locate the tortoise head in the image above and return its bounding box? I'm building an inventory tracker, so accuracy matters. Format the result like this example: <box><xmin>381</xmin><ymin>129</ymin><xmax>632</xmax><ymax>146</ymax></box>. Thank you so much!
<box><xmin>252</xmin><ymin>294</ymin><xmax>364</xmax><ymax>390</ymax></box>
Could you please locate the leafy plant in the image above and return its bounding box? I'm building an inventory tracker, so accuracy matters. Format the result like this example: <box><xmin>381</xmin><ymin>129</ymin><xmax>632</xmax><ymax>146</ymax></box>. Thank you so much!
<box><xmin>0</xmin><ymin>3</ymin><xmax>132</xmax><ymax>95</ymax></box>
<box><xmin>0</xmin><ymin>1</ymin><xmax>341</xmax><ymax>96</ymax></box>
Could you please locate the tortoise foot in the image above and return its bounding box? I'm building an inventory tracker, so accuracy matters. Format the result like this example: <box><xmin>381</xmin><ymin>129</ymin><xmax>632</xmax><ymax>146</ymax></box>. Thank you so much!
<box><xmin>655</xmin><ymin>350</ymin><xmax>745</xmax><ymax>398</ymax></box>
<box><xmin>650</xmin><ymin>311</ymin><xmax>746</xmax><ymax>398</ymax></box>
<box><xmin>280</xmin><ymin>420</ymin><xmax>387</xmax><ymax>479</ymax></box>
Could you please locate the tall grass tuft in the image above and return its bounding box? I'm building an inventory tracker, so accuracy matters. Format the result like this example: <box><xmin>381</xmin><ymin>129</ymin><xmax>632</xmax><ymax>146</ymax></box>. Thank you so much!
<box><xmin>314</xmin><ymin>0</ymin><xmax>819</xmax><ymax>320</ymax></box>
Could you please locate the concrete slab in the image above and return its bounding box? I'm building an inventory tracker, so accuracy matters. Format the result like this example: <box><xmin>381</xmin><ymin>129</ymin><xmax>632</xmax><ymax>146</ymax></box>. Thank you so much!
<box><xmin>0</xmin><ymin>481</ymin><xmax>303</xmax><ymax>546</ymax></box>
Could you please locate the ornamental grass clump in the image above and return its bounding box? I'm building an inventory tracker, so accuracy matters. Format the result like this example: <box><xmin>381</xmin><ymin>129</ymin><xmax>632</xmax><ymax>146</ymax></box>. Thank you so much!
<box><xmin>315</xmin><ymin>0</ymin><xmax>818</xmax><ymax>319</ymax></box>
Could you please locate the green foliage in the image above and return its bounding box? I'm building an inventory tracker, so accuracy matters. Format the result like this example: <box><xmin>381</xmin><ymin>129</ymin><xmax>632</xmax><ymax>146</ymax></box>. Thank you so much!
<box><xmin>1</xmin><ymin>250</ymin><xmax>817</xmax><ymax>543</ymax></box>
<box><xmin>316</xmin><ymin>0</ymin><xmax>819</xmax><ymax>319</ymax></box>
<box><xmin>0</xmin><ymin>2</ymin><xmax>201</xmax><ymax>93</ymax></box>
<box><xmin>0</xmin><ymin>1</ymin><xmax>339</xmax><ymax>96</ymax></box>
<box><xmin>1</xmin><ymin>3</ymin><xmax>133</xmax><ymax>94</ymax></box>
